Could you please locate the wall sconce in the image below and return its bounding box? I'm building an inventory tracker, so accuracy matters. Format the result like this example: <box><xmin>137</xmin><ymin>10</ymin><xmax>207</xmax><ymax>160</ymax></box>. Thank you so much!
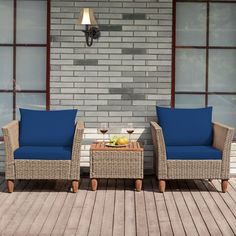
<box><xmin>77</xmin><ymin>8</ymin><xmax>100</xmax><ymax>47</ymax></box>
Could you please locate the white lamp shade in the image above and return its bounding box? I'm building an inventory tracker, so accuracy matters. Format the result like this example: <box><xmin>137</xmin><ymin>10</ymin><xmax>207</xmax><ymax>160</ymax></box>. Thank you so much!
<box><xmin>77</xmin><ymin>8</ymin><xmax>97</xmax><ymax>25</ymax></box>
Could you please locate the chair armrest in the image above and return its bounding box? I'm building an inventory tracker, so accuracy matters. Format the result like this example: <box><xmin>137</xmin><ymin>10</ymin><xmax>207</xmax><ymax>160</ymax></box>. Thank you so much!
<box><xmin>150</xmin><ymin>121</ymin><xmax>167</xmax><ymax>179</ymax></box>
<box><xmin>70</xmin><ymin>121</ymin><xmax>84</xmax><ymax>179</ymax></box>
<box><xmin>71</xmin><ymin>121</ymin><xmax>84</xmax><ymax>161</ymax></box>
<box><xmin>2</xmin><ymin>120</ymin><xmax>19</xmax><ymax>162</ymax></box>
<box><xmin>212</xmin><ymin>122</ymin><xmax>234</xmax><ymax>179</ymax></box>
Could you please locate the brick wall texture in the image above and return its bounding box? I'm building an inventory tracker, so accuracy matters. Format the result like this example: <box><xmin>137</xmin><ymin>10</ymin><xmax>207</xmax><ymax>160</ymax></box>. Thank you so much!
<box><xmin>0</xmin><ymin>0</ymin><xmax>236</xmax><ymax>175</ymax></box>
<box><xmin>50</xmin><ymin>0</ymin><xmax>172</xmax><ymax>172</ymax></box>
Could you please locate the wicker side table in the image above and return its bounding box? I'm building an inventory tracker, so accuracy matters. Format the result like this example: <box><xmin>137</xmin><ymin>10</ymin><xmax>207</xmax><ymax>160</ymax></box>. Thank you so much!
<box><xmin>90</xmin><ymin>142</ymin><xmax>144</xmax><ymax>191</ymax></box>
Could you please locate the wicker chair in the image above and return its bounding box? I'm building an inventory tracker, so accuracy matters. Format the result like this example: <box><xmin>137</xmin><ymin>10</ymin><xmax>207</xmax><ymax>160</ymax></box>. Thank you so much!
<box><xmin>2</xmin><ymin>118</ymin><xmax>84</xmax><ymax>193</ymax></box>
<box><xmin>150</xmin><ymin>107</ymin><xmax>234</xmax><ymax>193</ymax></box>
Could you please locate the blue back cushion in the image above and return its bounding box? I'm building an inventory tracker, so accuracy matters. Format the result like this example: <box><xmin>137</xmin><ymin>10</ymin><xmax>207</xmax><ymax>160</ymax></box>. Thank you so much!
<box><xmin>156</xmin><ymin>106</ymin><xmax>213</xmax><ymax>146</ymax></box>
<box><xmin>19</xmin><ymin>109</ymin><xmax>77</xmax><ymax>146</ymax></box>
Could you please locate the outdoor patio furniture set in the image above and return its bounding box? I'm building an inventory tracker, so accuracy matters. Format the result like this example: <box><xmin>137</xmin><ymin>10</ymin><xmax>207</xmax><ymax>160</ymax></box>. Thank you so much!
<box><xmin>2</xmin><ymin>107</ymin><xmax>234</xmax><ymax>193</ymax></box>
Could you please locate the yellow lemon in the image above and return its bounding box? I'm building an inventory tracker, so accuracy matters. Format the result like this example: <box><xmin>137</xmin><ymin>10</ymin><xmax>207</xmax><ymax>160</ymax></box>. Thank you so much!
<box><xmin>117</xmin><ymin>137</ymin><xmax>129</xmax><ymax>145</ymax></box>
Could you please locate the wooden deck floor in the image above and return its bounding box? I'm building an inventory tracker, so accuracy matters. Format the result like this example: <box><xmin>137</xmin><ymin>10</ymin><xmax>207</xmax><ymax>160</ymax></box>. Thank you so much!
<box><xmin>0</xmin><ymin>177</ymin><xmax>236</xmax><ymax>236</ymax></box>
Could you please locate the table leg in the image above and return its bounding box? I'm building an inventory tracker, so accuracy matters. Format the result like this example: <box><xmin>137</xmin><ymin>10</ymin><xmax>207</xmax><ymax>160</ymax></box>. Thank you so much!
<box><xmin>135</xmin><ymin>179</ymin><xmax>142</xmax><ymax>191</ymax></box>
<box><xmin>91</xmin><ymin>178</ymin><xmax>98</xmax><ymax>191</ymax></box>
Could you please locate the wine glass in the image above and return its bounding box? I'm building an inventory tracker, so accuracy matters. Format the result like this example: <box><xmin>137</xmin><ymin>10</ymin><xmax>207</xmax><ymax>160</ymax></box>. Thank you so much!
<box><xmin>126</xmin><ymin>123</ymin><xmax>134</xmax><ymax>143</ymax></box>
<box><xmin>100</xmin><ymin>123</ymin><xmax>108</xmax><ymax>144</ymax></box>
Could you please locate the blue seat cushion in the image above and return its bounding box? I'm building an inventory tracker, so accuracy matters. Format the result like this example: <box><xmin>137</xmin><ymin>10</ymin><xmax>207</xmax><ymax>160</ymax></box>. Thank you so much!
<box><xmin>14</xmin><ymin>146</ymin><xmax>72</xmax><ymax>160</ymax></box>
<box><xmin>156</xmin><ymin>106</ymin><xmax>213</xmax><ymax>146</ymax></box>
<box><xmin>19</xmin><ymin>108</ymin><xmax>77</xmax><ymax>147</ymax></box>
<box><xmin>166</xmin><ymin>146</ymin><xmax>222</xmax><ymax>160</ymax></box>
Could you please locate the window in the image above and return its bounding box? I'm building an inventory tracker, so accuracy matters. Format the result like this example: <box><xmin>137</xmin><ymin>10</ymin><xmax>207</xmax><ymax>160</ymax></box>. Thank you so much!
<box><xmin>172</xmin><ymin>0</ymin><xmax>236</xmax><ymax>138</ymax></box>
<box><xmin>0</xmin><ymin>0</ymin><xmax>50</xmax><ymax>138</ymax></box>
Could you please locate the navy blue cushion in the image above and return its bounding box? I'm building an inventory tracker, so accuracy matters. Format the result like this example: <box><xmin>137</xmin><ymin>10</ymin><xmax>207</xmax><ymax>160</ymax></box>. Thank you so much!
<box><xmin>14</xmin><ymin>146</ymin><xmax>72</xmax><ymax>160</ymax></box>
<box><xmin>19</xmin><ymin>109</ymin><xmax>77</xmax><ymax>146</ymax></box>
<box><xmin>166</xmin><ymin>146</ymin><xmax>222</xmax><ymax>160</ymax></box>
<box><xmin>156</xmin><ymin>106</ymin><xmax>213</xmax><ymax>146</ymax></box>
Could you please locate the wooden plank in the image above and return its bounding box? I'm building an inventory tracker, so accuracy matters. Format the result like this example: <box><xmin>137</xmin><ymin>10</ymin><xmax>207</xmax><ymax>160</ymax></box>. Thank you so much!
<box><xmin>135</xmin><ymin>180</ymin><xmax>149</xmax><ymax>236</ymax></box>
<box><xmin>226</xmin><ymin>179</ymin><xmax>236</xmax><ymax>203</ymax></box>
<box><xmin>14</xmin><ymin>181</ymin><xmax>54</xmax><ymax>236</ymax></box>
<box><xmin>100</xmin><ymin>179</ymin><xmax>116</xmax><ymax>236</ymax></box>
<box><xmin>0</xmin><ymin>181</ymin><xmax>31</xmax><ymax>234</ymax></box>
<box><xmin>0</xmin><ymin>181</ymin><xmax>26</xmax><ymax>218</ymax></box>
<box><xmin>178</xmin><ymin>180</ymin><xmax>211</xmax><ymax>236</ymax></box>
<box><xmin>0</xmin><ymin>180</ymin><xmax>21</xmax><ymax>215</ymax></box>
<box><xmin>163</xmin><ymin>182</ymin><xmax>185</xmax><ymax>236</ymax></box>
<box><xmin>28</xmin><ymin>181</ymin><xmax>62</xmax><ymax>236</ymax></box>
<box><xmin>88</xmin><ymin>179</ymin><xmax>107</xmax><ymax>236</ymax></box>
<box><xmin>185</xmin><ymin>180</ymin><xmax>221</xmax><ymax>236</ymax></box>
<box><xmin>75</xmin><ymin>180</ymin><xmax>97</xmax><ymax>236</ymax></box>
<box><xmin>1</xmin><ymin>177</ymin><xmax>236</xmax><ymax>236</ymax></box>
<box><xmin>169</xmin><ymin>180</ymin><xmax>198</xmax><ymax>236</ymax></box>
<box><xmin>64</xmin><ymin>178</ymin><xmax>90</xmax><ymax>236</ymax></box>
<box><xmin>1</xmin><ymin>181</ymin><xmax>43</xmax><ymax>235</ymax></box>
<box><xmin>51</xmin><ymin>184</ymin><xmax>78</xmax><ymax>235</ymax></box>
<box><xmin>113</xmin><ymin>179</ymin><xmax>125</xmax><ymax>236</ymax></box>
<box><xmin>143</xmin><ymin>178</ymin><xmax>160</xmax><ymax>236</ymax></box>
<box><xmin>194</xmin><ymin>180</ymin><xmax>234</xmax><ymax>236</ymax></box>
<box><xmin>124</xmin><ymin>179</ymin><xmax>136</xmax><ymax>236</ymax></box>
<box><xmin>202</xmin><ymin>180</ymin><xmax>236</xmax><ymax>235</ymax></box>
<box><xmin>212</xmin><ymin>180</ymin><xmax>236</xmax><ymax>219</ymax></box>
<box><xmin>39</xmin><ymin>181</ymin><xmax>69</xmax><ymax>236</ymax></box>
<box><xmin>152</xmin><ymin>178</ymin><xmax>173</xmax><ymax>236</ymax></box>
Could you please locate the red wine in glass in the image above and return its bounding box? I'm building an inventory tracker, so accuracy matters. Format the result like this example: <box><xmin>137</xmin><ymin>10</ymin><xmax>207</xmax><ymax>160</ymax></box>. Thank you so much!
<box><xmin>100</xmin><ymin>129</ymin><xmax>108</xmax><ymax>134</ymax></box>
<box><xmin>126</xmin><ymin>129</ymin><xmax>134</xmax><ymax>134</ymax></box>
<box><xmin>100</xmin><ymin>123</ymin><xmax>108</xmax><ymax>144</ymax></box>
<box><xmin>126</xmin><ymin>123</ymin><xmax>134</xmax><ymax>142</ymax></box>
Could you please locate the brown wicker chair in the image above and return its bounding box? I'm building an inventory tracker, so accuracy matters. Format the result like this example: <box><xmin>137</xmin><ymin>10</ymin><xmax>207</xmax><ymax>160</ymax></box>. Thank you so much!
<box><xmin>2</xmin><ymin>120</ymin><xmax>84</xmax><ymax>193</ymax></box>
<box><xmin>150</xmin><ymin>121</ymin><xmax>234</xmax><ymax>193</ymax></box>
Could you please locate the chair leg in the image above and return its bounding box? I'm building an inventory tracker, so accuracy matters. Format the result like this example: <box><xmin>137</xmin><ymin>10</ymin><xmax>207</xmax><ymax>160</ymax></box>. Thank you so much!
<box><xmin>72</xmin><ymin>180</ymin><xmax>79</xmax><ymax>193</ymax></box>
<box><xmin>159</xmin><ymin>180</ymin><xmax>166</xmax><ymax>193</ymax></box>
<box><xmin>135</xmin><ymin>179</ymin><xmax>142</xmax><ymax>192</ymax></box>
<box><xmin>7</xmin><ymin>180</ymin><xmax>14</xmax><ymax>193</ymax></box>
<box><xmin>221</xmin><ymin>179</ymin><xmax>228</xmax><ymax>193</ymax></box>
<box><xmin>91</xmin><ymin>178</ymin><xmax>98</xmax><ymax>191</ymax></box>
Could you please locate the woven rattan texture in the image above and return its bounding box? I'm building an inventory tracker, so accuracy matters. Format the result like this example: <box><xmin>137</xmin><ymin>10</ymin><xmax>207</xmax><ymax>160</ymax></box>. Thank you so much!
<box><xmin>150</xmin><ymin>121</ymin><xmax>234</xmax><ymax>180</ymax></box>
<box><xmin>15</xmin><ymin>160</ymin><xmax>71</xmax><ymax>179</ymax></box>
<box><xmin>167</xmin><ymin>160</ymin><xmax>222</xmax><ymax>179</ymax></box>
<box><xmin>2</xmin><ymin>120</ymin><xmax>84</xmax><ymax>181</ymax></box>
<box><xmin>90</xmin><ymin>142</ymin><xmax>143</xmax><ymax>179</ymax></box>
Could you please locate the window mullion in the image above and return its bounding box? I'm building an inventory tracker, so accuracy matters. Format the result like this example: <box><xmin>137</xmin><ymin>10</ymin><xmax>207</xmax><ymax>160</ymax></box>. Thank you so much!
<box><xmin>13</xmin><ymin>0</ymin><xmax>16</xmax><ymax>120</ymax></box>
<box><xmin>205</xmin><ymin>1</ymin><xmax>210</xmax><ymax>107</ymax></box>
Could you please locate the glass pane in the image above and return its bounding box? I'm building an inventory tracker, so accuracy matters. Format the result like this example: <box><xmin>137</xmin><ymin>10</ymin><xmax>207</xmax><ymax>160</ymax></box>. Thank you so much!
<box><xmin>0</xmin><ymin>93</ymin><xmax>13</xmax><ymax>136</ymax></box>
<box><xmin>16</xmin><ymin>0</ymin><xmax>47</xmax><ymax>44</ymax></box>
<box><xmin>175</xmin><ymin>49</ymin><xmax>206</xmax><ymax>92</ymax></box>
<box><xmin>209</xmin><ymin>3</ymin><xmax>236</xmax><ymax>47</ymax></box>
<box><xmin>208</xmin><ymin>95</ymin><xmax>236</xmax><ymax>138</ymax></box>
<box><xmin>16</xmin><ymin>93</ymin><xmax>46</xmax><ymax>119</ymax></box>
<box><xmin>0</xmin><ymin>0</ymin><xmax>13</xmax><ymax>43</ymax></box>
<box><xmin>209</xmin><ymin>49</ymin><xmax>236</xmax><ymax>92</ymax></box>
<box><xmin>176</xmin><ymin>3</ymin><xmax>206</xmax><ymax>46</ymax></box>
<box><xmin>0</xmin><ymin>47</ymin><xmax>13</xmax><ymax>90</ymax></box>
<box><xmin>175</xmin><ymin>94</ymin><xmax>205</xmax><ymax>108</ymax></box>
<box><xmin>16</xmin><ymin>47</ymin><xmax>46</xmax><ymax>90</ymax></box>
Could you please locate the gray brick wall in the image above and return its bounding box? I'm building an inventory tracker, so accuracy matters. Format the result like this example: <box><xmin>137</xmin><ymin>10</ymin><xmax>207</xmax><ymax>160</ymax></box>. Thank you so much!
<box><xmin>50</xmin><ymin>0</ymin><xmax>173</xmax><ymax>172</ymax></box>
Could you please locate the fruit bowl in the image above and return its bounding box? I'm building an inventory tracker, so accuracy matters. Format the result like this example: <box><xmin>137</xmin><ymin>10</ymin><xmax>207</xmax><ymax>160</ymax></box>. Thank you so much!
<box><xmin>107</xmin><ymin>136</ymin><xmax>129</xmax><ymax>147</ymax></box>
<box><xmin>105</xmin><ymin>143</ymin><xmax>128</xmax><ymax>148</ymax></box>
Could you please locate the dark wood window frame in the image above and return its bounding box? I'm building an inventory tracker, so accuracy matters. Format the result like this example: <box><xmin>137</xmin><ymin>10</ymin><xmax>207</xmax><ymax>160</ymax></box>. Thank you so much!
<box><xmin>171</xmin><ymin>0</ymin><xmax>236</xmax><ymax>108</ymax></box>
<box><xmin>0</xmin><ymin>0</ymin><xmax>50</xmax><ymax>141</ymax></box>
